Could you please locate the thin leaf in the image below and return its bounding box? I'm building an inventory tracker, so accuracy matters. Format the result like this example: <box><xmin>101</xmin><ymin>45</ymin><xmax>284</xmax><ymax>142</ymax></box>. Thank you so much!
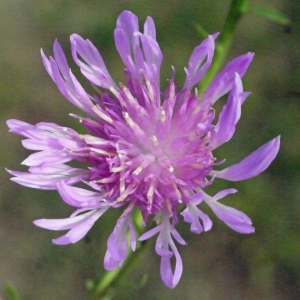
<box><xmin>248</xmin><ymin>6</ymin><xmax>290</xmax><ymax>25</ymax></box>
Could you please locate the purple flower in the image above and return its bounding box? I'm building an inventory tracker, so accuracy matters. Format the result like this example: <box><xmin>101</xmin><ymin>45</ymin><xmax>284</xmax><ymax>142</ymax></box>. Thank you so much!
<box><xmin>7</xmin><ymin>10</ymin><xmax>280</xmax><ymax>288</ymax></box>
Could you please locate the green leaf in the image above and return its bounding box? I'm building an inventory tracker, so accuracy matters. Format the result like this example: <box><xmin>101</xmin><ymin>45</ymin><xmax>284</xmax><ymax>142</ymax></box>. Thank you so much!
<box><xmin>5</xmin><ymin>282</ymin><xmax>21</xmax><ymax>300</ymax></box>
<box><xmin>248</xmin><ymin>6</ymin><xmax>290</xmax><ymax>25</ymax></box>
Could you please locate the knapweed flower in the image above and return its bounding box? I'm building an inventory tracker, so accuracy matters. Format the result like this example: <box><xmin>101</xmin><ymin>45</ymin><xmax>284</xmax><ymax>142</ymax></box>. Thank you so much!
<box><xmin>7</xmin><ymin>11</ymin><xmax>280</xmax><ymax>288</ymax></box>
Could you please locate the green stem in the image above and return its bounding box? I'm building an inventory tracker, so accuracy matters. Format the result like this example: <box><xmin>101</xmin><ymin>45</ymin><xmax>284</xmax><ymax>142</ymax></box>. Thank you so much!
<box><xmin>90</xmin><ymin>209</ymin><xmax>151</xmax><ymax>299</ymax></box>
<box><xmin>198</xmin><ymin>0</ymin><xmax>248</xmax><ymax>94</ymax></box>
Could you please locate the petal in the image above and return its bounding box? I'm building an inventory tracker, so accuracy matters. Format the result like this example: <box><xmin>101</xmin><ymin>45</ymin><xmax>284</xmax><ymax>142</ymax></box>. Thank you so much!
<box><xmin>114</xmin><ymin>10</ymin><xmax>139</xmax><ymax>70</ymax></box>
<box><xmin>184</xmin><ymin>34</ymin><xmax>218</xmax><ymax>89</ymax></box>
<box><xmin>57</xmin><ymin>181</ymin><xmax>102</xmax><ymax>207</ymax></box>
<box><xmin>21</xmin><ymin>150</ymin><xmax>72</xmax><ymax>167</ymax></box>
<box><xmin>104</xmin><ymin>212</ymin><xmax>136</xmax><ymax>270</ymax></box>
<box><xmin>53</xmin><ymin>220</ymin><xmax>95</xmax><ymax>245</ymax></box>
<box><xmin>158</xmin><ymin>237</ymin><xmax>183</xmax><ymax>289</ymax></box>
<box><xmin>35</xmin><ymin>208</ymin><xmax>108</xmax><ymax>245</ymax></box>
<box><xmin>7</xmin><ymin>165</ymin><xmax>88</xmax><ymax>190</ymax></box>
<box><xmin>70</xmin><ymin>33</ymin><xmax>116</xmax><ymax>89</ymax></box>
<box><xmin>203</xmin><ymin>52</ymin><xmax>254</xmax><ymax>104</ymax></box>
<box><xmin>138</xmin><ymin>33</ymin><xmax>162</xmax><ymax>83</ymax></box>
<box><xmin>210</xmin><ymin>73</ymin><xmax>248</xmax><ymax>149</ymax></box>
<box><xmin>34</xmin><ymin>210</ymin><xmax>96</xmax><ymax>231</ymax></box>
<box><xmin>144</xmin><ymin>16</ymin><xmax>156</xmax><ymax>39</ymax></box>
<box><xmin>181</xmin><ymin>204</ymin><xmax>212</xmax><ymax>234</ymax></box>
<box><xmin>53</xmin><ymin>39</ymin><xmax>70</xmax><ymax>78</ymax></box>
<box><xmin>210</xmin><ymin>137</ymin><xmax>280</xmax><ymax>181</ymax></box>
<box><xmin>139</xmin><ymin>224</ymin><xmax>162</xmax><ymax>241</ymax></box>
<box><xmin>204</xmin><ymin>190</ymin><xmax>254</xmax><ymax>234</ymax></box>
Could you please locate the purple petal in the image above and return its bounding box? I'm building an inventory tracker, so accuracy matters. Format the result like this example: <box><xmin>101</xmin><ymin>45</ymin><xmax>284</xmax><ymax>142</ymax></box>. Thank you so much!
<box><xmin>7</xmin><ymin>165</ymin><xmax>88</xmax><ymax>190</ymax></box>
<box><xmin>210</xmin><ymin>73</ymin><xmax>248</xmax><ymax>149</ymax></box>
<box><xmin>144</xmin><ymin>16</ymin><xmax>156</xmax><ymax>39</ymax></box>
<box><xmin>57</xmin><ymin>181</ymin><xmax>103</xmax><ymax>207</ymax></box>
<box><xmin>184</xmin><ymin>34</ymin><xmax>218</xmax><ymax>89</ymax></box>
<box><xmin>157</xmin><ymin>237</ymin><xmax>183</xmax><ymax>289</ymax></box>
<box><xmin>21</xmin><ymin>150</ymin><xmax>71</xmax><ymax>167</ymax></box>
<box><xmin>202</xmin><ymin>52</ymin><xmax>254</xmax><ymax>104</ymax></box>
<box><xmin>53</xmin><ymin>221</ymin><xmax>95</xmax><ymax>245</ymax></box>
<box><xmin>204</xmin><ymin>189</ymin><xmax>254</xmax><ymax>234</ymax></box>
<box><xmin>181</xmin><ymin>204</ymin><xmax>212</xmax><ymax>234</ymax></box>
<box><xmin>114</xmin><ymin>11</ymin><xmax>139</xmax><ymax>70</ymax></box>
<box><xmin>210</xmin><ymin>136</ymin><xmax>280</xmax><ymax>181</ymax></box>
<box><xmin>70</xmin><ymin>34</ymin><xmax>116</xmax><ymax>89</ymax></box>
<box><xmin>49</xmin><ymin>57</ymin><xmax>96</xmax><ymax>117</ymax></box>
<box><xmin>139</xmin><ymin>224</ymin><xmax>162</xmax><ymax>241</ymax></box>
<box><xmin>138</xmin><ymin>33</ymin><xmax>162</xmax><ymax>83</ymax></box>
<box><xmin>53</xmin><ymin>39</ymin><xmax>70</xmax><ymax>78</ymax></box>
<box><xmin>34</xmin><ymin>208</ymin><xmax>108</xmax><ymax>245</ymax></box>
<box><xmin>34</xmin><ymin>210</ymin><xmax>97</xmax><ymax>231</ymax></box>
<box><xmin>104</xmin><ymin>213</ymin><xmax>136</xmax><ymax>270</ymax></box>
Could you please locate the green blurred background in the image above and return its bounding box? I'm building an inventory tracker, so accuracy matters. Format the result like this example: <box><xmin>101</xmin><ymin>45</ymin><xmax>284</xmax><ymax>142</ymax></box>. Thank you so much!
<box><xmin>0</xmin><ymin>0</ymin><xmax>299</xmax><ymax>299</ymax></box>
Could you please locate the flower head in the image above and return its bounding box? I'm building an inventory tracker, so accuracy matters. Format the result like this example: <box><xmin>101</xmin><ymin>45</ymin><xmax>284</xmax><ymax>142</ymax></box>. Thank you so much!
<box><xmin>7</xmin><ymin>10</ymin><xmax>280</xmax><ymax>288</ymax></box>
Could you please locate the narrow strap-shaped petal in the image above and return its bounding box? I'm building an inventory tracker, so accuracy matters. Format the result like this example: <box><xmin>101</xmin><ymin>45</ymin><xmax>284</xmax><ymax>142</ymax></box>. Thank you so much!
<box><xmin>181</xmin><ymin>204</ymin><xmax>212</xmax><ymax>234</ymax></box>
<box><xmin>210</xmin><ymin>136</ymin><xmax>280</xmax><ymax>181</ymax></box>
<box><xmin>70</xmin><ymin>34</ymin><xmax>117</xmax><ymax>89</ymax></box>
<box><xmin>53</xmin><ymin>39</ymin><xmax>70</xmax><ymax>78</ymax></box>
<box><xmin>7</xmin><ymin>165</ymin><xmax>88</xmax><ymax>190</ymax></box>
<box><xmin>139</xmin><ymin>224</ymin><xmax>162</xmax><ymax>241</ymax></box>
<box><xmin>104</xmin><ymin>210</ymin><xmax>136</xmax><ymax>270</ymax></box>
<box><xmin>114</xmin><ymin>10</ymin><xmax>139</xmax><ymax>70</ymax></box>
<box><xmin>210</xmin><ymin>73</ymin><xmax>247</xmax><ymax>149</ymax></box>
<box><xmin>203</xmin><ymin>190</ymin><xmax>254</xmax><ymax>234</ymax></box>
<box><xmin>138</xmin><ymin>33</ymin><xmax>162</xmax><ymax>84</ymax></box>
<box><xmin>21</xmin><ymin>150</ymin><xmax>72</xmax><ymax>167</ymax></box>
<box><xmin>156</xmin><ymin>235</ymin><xmax>183</xmax><ymax>289</ymax></box>
<box><xmin>41</xmin><ymin>49</ymin><xmax>54</xmax><ymax>80</ymax></box>
<box><xmin>144</xmin><ymin>16</ymin><xmax>156</xmax><ymax>39</ymax></box>
<box><xmin>183</xmin><ymin>33</ymin><xmax>218</xmax><ymax>90</ymax></box>
<box><xmin>34</xmin><ymin>210</ymin><xmax>97</xmax><ymax>231</ymax></box>
<box><xmin>57</xmin><ymin>181</ymin><xmax>103</xmax><ymax>207</ymax></box>
<box><xmin>34</xmin><ymin>208</ymin><xmax>109</xmax><ymax>245</ymax></box>
<box><xmin>7</xmin><ymin>119</ymin><xmax>45</xmax><ymax>139</ymax></box>
<box><xmin>49</xmin><ymin>57</ymin><xmax>97</xmax><ymax>118</ymax></box>
<box><xmin>202</xmin><ymin>52</ymin><xmax>254</xmax><ymax>104</ymax></box>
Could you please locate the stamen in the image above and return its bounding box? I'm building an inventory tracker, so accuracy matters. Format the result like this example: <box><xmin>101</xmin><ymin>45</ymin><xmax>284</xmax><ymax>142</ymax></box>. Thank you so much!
<box><xmin>116</xmin><ymin>184</ymin><xmax>135</xmax><ymax>202</ymax></box>
<box><xmin>109</xmin><ymin>86</ymin><xmax>120</xmax><ymax>98</ymax></box>
<box><xmin>110</xmin><ymin>86</ymin><xmax>126</xmax><ymax>107</ymax></box>
<box><xmin>160</xmin><ymin>109</ymin><xmax>166</xmax><ymax>122</ymax></box>
<box><xmin>123</xmin><ymin>86</ymin><xmax>136</xmax><ymax>105</ymax></box>
<box><xmin>151</xmin><ymin>135</ymin><xmax>159</xmax><ymax>147</ymax></box>
<box><xmin>97</xmin><ymin>177</ymin><xmax>116</xmax><ymax>183</ymax></box>
<box><xmin>168</xmin><ymin>165</ymin><xmax>174</xmax><ymax>172</ymax></box>
<box><xmin>181</xmin><ymin>187</ymin><xmax>191</xmax><ymax>198</ymax></box>
<box><xmin>194</xmin><ymin>87</ymin><xmax>198</xmax><ymax>97</ymax></box>
<box><xmin>89</xmin><ymin>147</ymin><xmax>116</xmax><ymax>156</ymax></box>
<box><xmin>119</xmin><ymin>153</ymin><xmax>125</xmax><ymax>193</ymax></box>
<box><xmin>123</xmin><ymin>112</ymin><xmax>135</xmax><ymax>127</ymax></box>
<box><xmin>146</xmin><ymin>80</ymin><xmax>155</xmax><ymax>103</ymax></box>
<box><xmin>147</xmin><ymin>178</ymin><xmax>156</xmax><ymax>207</ymax></box>
<box><xmin>111</xmin><ymin>165</ymin><xmax>127</xmax><ymax>172</ymax></box>
<box><xmin>167</xmin><ymin>81</ymin><xmax>175</xmax><ymax>103</ymax></box>
<box><xmin>133</xmin><ymin>165</ymin><xmax>143</xmax><ymax>176</ymax></box>
<box><xmin>133</xmin><ymin>155</ymin><xmax>155</xmax><ymax>176</ymax></box>
<box><xmin>93</xmin><ymin>105</ymin><xmax>114</xmax><ymax>124</ymax></box>
<box><xmin>187</xmin><ymin>163</ymin><xmax>204</xmax><ymax>169</ymax></box>
<box><xmin>172</xmin><ymin>182</ymin><xmax>182</xmax><ymax>203</ymax></box>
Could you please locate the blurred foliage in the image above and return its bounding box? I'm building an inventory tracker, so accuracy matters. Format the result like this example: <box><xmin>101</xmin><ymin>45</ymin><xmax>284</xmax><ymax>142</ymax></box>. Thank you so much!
<box><xmin>5</xmin><ymin>282</ymin><xmax>21</xmax><ymax>300</ymax></box>
<box><xmin>0</xmin><ymin>0</ymin><xmax>299</xmax><ymax>299</ymax></box>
